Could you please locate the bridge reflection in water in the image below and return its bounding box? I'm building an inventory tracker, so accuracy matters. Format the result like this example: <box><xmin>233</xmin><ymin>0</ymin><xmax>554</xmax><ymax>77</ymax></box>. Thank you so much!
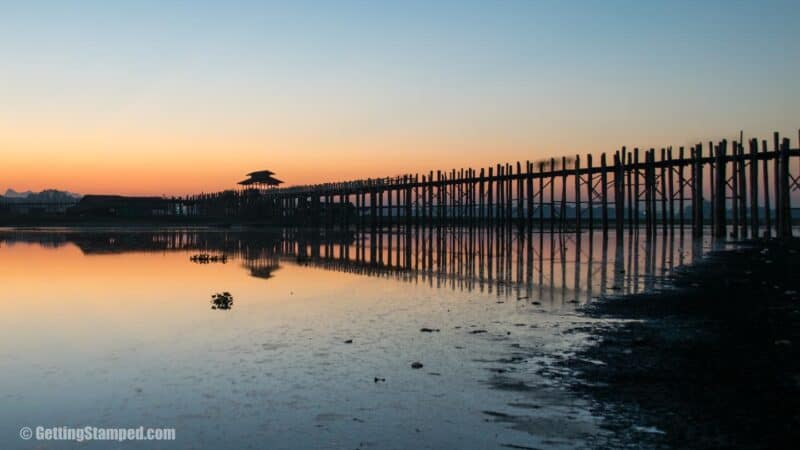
<box><xmin>0</xmin><ymin>227</ymin><xmax>708</xmax><ymax>305</ymax></box>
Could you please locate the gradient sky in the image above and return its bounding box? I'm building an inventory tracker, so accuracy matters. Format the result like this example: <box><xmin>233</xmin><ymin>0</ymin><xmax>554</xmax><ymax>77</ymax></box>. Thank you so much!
<box><xmin>2</xmin><ymin>0</ymin><xmax>799</xmax><ymax>195</ymax></box>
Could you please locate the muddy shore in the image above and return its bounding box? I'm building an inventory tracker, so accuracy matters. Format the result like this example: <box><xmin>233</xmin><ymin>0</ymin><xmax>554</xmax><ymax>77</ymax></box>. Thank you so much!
<box><xmin>566</xmin><ymin>238</ymin><xmax>800</xmax><ymax>449</ymax></box>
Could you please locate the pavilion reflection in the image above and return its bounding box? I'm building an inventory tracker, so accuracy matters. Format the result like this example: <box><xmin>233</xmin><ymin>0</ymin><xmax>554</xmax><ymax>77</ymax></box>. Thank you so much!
<box><xmin>0</xmin><ymin>226</ymin><xmax>707</xmax><ymax>305</ymax></box>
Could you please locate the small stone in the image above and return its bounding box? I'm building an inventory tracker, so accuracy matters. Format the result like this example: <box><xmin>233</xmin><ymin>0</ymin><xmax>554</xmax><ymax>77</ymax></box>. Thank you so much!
<box><xmin>344</xmin><ymin>339</ymin><xmax>353</xmax><ymax>344</ymax></box>
<box><xmin>420</xmin><ymin>328</ymin><xmax>440</xmax><ymax>333</ymax></box>
<box><xmin>411</xmin><ymin>362</ymin><xmax>424</xmax><ymax>369</ymax></box>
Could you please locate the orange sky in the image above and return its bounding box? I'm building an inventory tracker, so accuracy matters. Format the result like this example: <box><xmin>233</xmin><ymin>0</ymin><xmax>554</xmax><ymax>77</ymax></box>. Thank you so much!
<box><xmin>4</xmin><ymin>123</ymin><xmax>798</xmax><ymax>197</ymax></box>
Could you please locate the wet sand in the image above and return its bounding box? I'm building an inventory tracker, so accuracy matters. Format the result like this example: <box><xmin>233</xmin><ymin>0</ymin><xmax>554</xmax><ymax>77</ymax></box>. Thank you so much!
<box><xmin>565</xmin><ymin>238</ymin><xmax>800</xmax><ymax>448</ymax></box>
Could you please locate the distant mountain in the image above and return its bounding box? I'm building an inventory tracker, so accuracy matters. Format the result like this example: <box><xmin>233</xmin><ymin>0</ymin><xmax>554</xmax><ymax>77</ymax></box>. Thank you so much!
<box><xmin>2</xmin><ymin>189</ymin><xmax>82</xmax><ymax>202</ymax></box>
<box><xmin>4</xmin><ymin>188</ymin><xmax>33</xmax><ymax>198</ymax></box>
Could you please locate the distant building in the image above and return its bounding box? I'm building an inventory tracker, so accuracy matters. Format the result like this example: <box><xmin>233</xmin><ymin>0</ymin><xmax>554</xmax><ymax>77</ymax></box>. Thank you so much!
<box><xmin>238</xmin><ymin>170</ymin><xmax>284</xmax><ymax>191</ymax></box>
<box><xmin>68</xmin><ymin>195</ymin><xmax>170</xmax><ymax>217</ymax></box>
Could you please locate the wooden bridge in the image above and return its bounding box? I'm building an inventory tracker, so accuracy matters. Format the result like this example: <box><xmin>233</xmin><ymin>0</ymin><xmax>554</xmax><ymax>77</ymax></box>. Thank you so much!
<box><xmin>181</xmin><ymin>130</ymin><xmax>799</xmax><ymax>239</ymax></box>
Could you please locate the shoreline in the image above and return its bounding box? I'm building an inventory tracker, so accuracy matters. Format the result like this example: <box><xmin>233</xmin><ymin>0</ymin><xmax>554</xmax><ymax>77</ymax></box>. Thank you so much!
<box><xmin>565</xmin><ymin>238</ymin><xmax>800</xmax><ymax>448</ymax></box>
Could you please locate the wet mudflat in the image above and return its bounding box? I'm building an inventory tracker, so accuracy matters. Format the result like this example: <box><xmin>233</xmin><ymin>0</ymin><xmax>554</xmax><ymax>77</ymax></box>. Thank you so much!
<box><xmin>564</xmin><ymin>237</ymin><xmax>800</xmax><ymax>448</ymax></box>
<box><xmin>0</xmin><ymin>227</ymin><xmax>708</xmax><ymax>449</ymax></box>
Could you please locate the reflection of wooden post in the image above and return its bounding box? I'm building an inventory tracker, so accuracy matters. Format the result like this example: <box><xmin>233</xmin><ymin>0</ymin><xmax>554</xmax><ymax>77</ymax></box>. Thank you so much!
<box><xmin>714</xmin><ymin>141</ymin><xmax>726</xmax><ymax>238</ymax></box>
<box><xmin>762</xmin><ymin>140</ymin><xmax>771</xmax><ymax>238</ymax></box>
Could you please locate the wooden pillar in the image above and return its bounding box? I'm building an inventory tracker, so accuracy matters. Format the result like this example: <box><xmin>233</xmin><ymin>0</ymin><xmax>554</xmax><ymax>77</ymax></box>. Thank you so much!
<box><xmin>679</xmin><ymin>147</ymin><xmax>685</xmax><ymax>231</ymax></box>
<box><xmin>506</xmin><ymin>164</ymin><xmax>514</xmax><ymax>225</ymax></box>
<box><xmin>479</xmin><ymin>168</ymin><xmax>486</xmax><ymax>223</ymax></box>
<box><xmin>387</xmin><ymin>183</ymin><xmax>393</xmax><ymax>226</ymax></box>
<box><xmin>369</xmin><ymin>190</ymin><xmax>377</xmax><ymax>228</ymax></box>
<box><xmin>660</xmin><ymin>148</ymin><xmax>668</xmax><ymax>233</ymax></box>
<box><xmin>780</xmin><ymin>137</ymin><xmax>792</xmax><ymax>237</ymax></box>
<box><xmin>668</xmin><ymin>148</ymin><xmax>675</xmax><ymax>231</ymax></box>
<box><xmin>560</xmin><ymin>157</ymin><xmax>567</xmax><ymax>232</ymax></box>
<box><xmin>762</xmin><ymin>140</ymin><xmax>772</xmax><ymax>238</ymax></box>
<box><xmin>539</xmin><ymin>162</ymin><xmax>545</xmax><ymax>232</ymax></box>
<box><xmin>737</xmin><ymin>142</ymin><xmax>748</xmax><ymax>238</ymax></box>
<box><xmin>487</xmin><ymin>167</ymin><xmax>494</xmax><ymax>224</ymax></box>
<box><xmin>526</xmin><ymin>161</ymin><xmax>534</xmax><ymax>229</ymax></box>
<box><xmin>587</xmin><ymin>154</ymin><xmax>594</xmax><ymax>232</ymax></box>
<box><xmin>694</xmin><ymin>143</ymin><xmax>704</xmax><ymax>238</ymax></box>
<box><xmin>749</xmin><ymin>139</ymin><xmax>759</xmax><ymax>237</ymax></box>
<box><xmin>428</xmin><ymin>171</ymin><xmax>434</xmax><ymax>224</ymax></box>
<box><xmin>575</xmin><ymin>154</ymin><xmax>581</xmax><ymax>233</ymax></box>
<box><xmin>714</xmin><ymin>141</ymin><xmax>727</xmax><ymax>238</ymax></box>
<box><xmin>550</xmin><ymin>158</ymin><xmax>556</xmax><ymax>236</ymax></box>
<box><xmin>627</xmin><ymin>150</ymin><xmax>634</xmax><ymax>232</ymax></box>
<box><xmin>517</xmin><ymin>161</ymin><xmax>523</xmax><ymax>226</ymax></box>
<box><xmin>633</xmin><ymin>148</ymin><xmax>640</xmax><ymax>230</ymax></box>
<box><xmin>614</xmin><ymin>152</ymin><xmax>624</xmax><ymax>239</ymax></box>
<box><xmin>601</xmin><ymin>153</ymin><xmax>608</xmax><ymax>233</ymax></box>
<box><xmin>774</xmin><ymin>132</ymin><xmax>781</xmax><ymax>236</ymax></box>
<box><xmin>732</xmin><ymin>142</ymin><xmax>740</xmax><ymax>238</ymax></box>
<box><xmin>644</xmin><ymin>150</ymin><xmax>652</xmax><ymax>235</ymax></box>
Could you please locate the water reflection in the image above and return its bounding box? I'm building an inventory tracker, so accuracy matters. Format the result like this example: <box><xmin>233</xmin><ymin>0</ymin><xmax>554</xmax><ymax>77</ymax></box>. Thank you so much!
<box><xmin>0</xmin><ymin>226</ymin><xmax>708</xmax><ymax>306</ymax></box>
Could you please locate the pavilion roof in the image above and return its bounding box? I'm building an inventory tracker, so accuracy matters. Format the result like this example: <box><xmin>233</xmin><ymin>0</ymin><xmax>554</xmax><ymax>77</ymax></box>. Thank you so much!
<box><xmin>246</xmin><ymin>170</ymin><xmax>275</xmax><ymax>177</ymax></box>
<box><xmin>238</xmin><ymin>175</ymin><xmax>283</xmax><ymax>186</ymax></box>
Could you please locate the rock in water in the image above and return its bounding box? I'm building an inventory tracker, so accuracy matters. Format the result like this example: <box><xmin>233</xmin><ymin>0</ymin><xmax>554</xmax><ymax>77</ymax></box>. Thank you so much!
<box><xmin>411</xmin><ymin>362</ymin><xmax>424</xmax><ymax>369</ymax></box>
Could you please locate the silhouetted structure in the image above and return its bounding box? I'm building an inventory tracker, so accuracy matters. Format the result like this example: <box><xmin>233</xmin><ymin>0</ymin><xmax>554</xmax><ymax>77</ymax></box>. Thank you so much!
<box><xmin>178</xmin><ymin>131</ymin><xmax>799</xmax><ymax>239</ymax></box>
<box><xmin>3</xmin><ymin>131</ymin><xmax>798</xmax><ymax>239</ymax></box>
<box><xmin>238</xmin><ymin>170</ymin><xmax>284</xmax><ymax>190</ymax></box>
<box><xmin>68</xmin><ymin>195</ymin><xmax>170</xmax><ymax>217</ymax></box>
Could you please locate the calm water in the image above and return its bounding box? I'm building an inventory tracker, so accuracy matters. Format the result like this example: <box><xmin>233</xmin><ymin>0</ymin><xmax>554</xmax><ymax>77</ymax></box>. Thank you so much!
<box><xmin>0</xmin><ymin>227</ymin><xmax>712</xmax><ymax>449</ymax></box>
